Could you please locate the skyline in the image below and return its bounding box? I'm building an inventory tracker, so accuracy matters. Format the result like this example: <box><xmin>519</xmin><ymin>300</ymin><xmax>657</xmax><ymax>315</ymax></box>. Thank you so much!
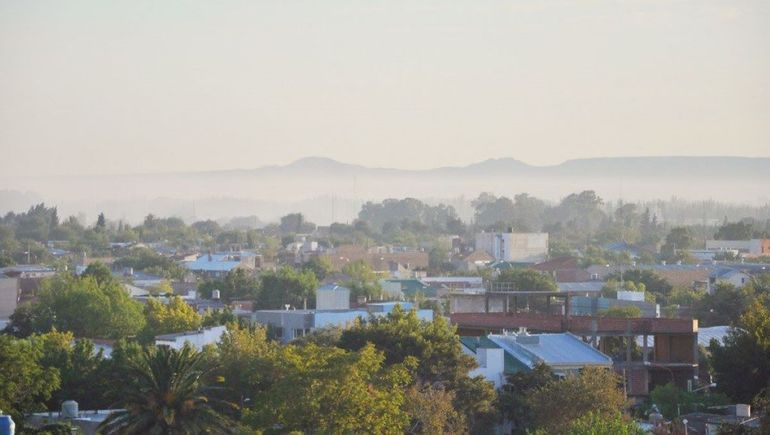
<box><xmin>1</xmin><ymin>0</ymin><xmax>769</xmax><ymax>177</ymax></box>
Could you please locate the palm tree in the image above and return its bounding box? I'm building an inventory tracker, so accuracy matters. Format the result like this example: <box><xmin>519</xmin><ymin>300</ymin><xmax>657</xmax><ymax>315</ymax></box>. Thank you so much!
<box><xmin>98</xmin><ymin>345</ymin><xmax>237</xmax><ymax>434</ymax></box>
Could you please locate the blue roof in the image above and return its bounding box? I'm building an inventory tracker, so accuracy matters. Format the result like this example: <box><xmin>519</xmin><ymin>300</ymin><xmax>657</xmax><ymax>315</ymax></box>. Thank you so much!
<box><xmin>488</xmin><ymin>333</ymin><xmax>612</xmax><ymax>369</ymax></box>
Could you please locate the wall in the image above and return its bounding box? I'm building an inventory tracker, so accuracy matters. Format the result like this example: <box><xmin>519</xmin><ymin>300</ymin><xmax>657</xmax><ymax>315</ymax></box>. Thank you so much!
<box><xmin>0</xmin><ymin>278</ymin><xmax>19</xmax><ymax>320</ymax></box>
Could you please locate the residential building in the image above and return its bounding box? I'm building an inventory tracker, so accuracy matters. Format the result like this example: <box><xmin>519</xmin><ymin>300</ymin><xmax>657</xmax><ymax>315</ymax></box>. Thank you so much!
<box><xmin>475</xmin><ymin>232</ymin><xmax>549</xmax><ymax>263</ymax></box>
<box><xmin>155</xmin><ymin>325</ymin><xmax>227</xmax><ymax>350</ymax></box>
<box><xmin>706</xmin><ymin>239</ymin><xmax>770</xmax><ymax>257</ymax></box>
<box><xmin>0</xmin><ymin>277</ymin><xmax>19</xmax><ymax>328</ymax></box>
<box><xmin>461</xmin><ymin>331</ymin><xmax>613</xmax><ymax>388</ymax></box>
<box><xmin>183</xmin><ymin>251</ymin><xmax>257</xmax><ymax>278</ymax></box>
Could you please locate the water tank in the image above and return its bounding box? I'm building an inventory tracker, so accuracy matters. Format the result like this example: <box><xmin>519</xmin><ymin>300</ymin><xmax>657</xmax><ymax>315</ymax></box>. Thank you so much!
<box><xmin>0</xmin><ymin>414</ymin><xmax>15</xmax><ymax>435</ymax></box>
<box><xmin>61</xmin><ymin>400</ymin><xmax>78</xmax><ymax>418</ymax></box>
<box><xmin>212</xmin><ymin>289</ymin><xmax>221</xmax><ymax>300</ymax></box>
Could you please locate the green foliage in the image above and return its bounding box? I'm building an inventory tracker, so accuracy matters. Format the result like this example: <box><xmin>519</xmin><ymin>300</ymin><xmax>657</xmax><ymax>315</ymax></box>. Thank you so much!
<box><xmin>10</xmin><ymin>274</ymin><xmax>145</xmax><ymax>339</ymax></box>
<box><xmin>199</xmin><ymin>268</ymin><xmax>260</xmax><ymax>302</ymax></box>
<box><xmin>257</xmin><ymin>266</ymin><xmax>318</xmax><ymax>309</ymax></box>
<box><xmin>113</xmin><ymin>247</ymin><xmax>186</xmax><ymax>280</ymax></box>
<box><xmin>279</xmin><ymin>213</ymin><xmax>315</xmax><ymax>234</ymax></box>
<box><xmin>359</xmin><ymin>198</ymin><xmax>458</xmax><ymax>236</ymax></box>
<box><xmin>342</xmin><ymin>260</ymin><xmax>383</xmax><ymax>301</ymax></box>
<box><xmin>245</xmin><ymin>343</ymin><xmax>412</xmax><ymax>434</ymax></box>
<box><xmin>338</xmin><ymin>306</ymin><xmax>497</xmax><ymax>432</ymax></box>
<box><xmin>695</xmin><ymin>283</ymin><xmax>755</xmax><ymax>327</ymax></box>
<box><xmin>661</xmin><ymin>227</ymin><xmax>695</xmax><ymax>260</ymax></box>
<box><xmin>301</xmin><ymin>255</ymin><xmax>332</xmax><ymax>281</ymax></box>
<box><xmin>139</xmin><ymin>296</ymin><xmax>203</xmax><ymax>343</ymax></box>
<box><xmin>37</xmin><ymin>331</ymin><xmax>110</xmax><ymax>410</ymax></box>
<box><xmin>97</xmin><ymin>345</ymin><xmax>237</xmax><ymax>434</ymax></box>
<box><xmin>600</xmin><ymin>305</ymin><xmax>643</xmax><ymax>318</ymax></box>
<box><xmin>498</xmin><ymin>363</ymin><xmax>553</xmax><ymax>434</ymax></box>
<box><xmin>714</xmin><ymin>220</ymin><xmax>760</xmax><ymax>240</ymax></box>
<box><xmin>607</xmin><ymin>269</ymin><xmax>673</xmax><ymax>302</ymax></box>
<box><xmin>649</xmin><ymin>383</ymin><xmax>729</xmax><ymax>419</ymax></box>
<box><xmin>528</xmin><ymin>367</ymin><xmax>626</xmax><ymax>434</ymax></box>
<box><xmin>709</xmin><ymin>296</ymin><xmax>770</xmax><ymax>403</ymax></box>
<box><xmin>0</xmin><ymin>334</ymin><xmax>61</xmax><ymax>422</ymax></box>
<box><xmin>495</xmin><ymin>268</ymin><xmax>557</xmax><ymax>292</ymax></box>
<box><xmin>404</xmin><ymin>383</ymin><xmax>465</xmax><ymax>434</ymax></box>
<box><xmin>565</xmin><ymin>412</ymin><xmax>644</xmax><ymax>435</ymax></box>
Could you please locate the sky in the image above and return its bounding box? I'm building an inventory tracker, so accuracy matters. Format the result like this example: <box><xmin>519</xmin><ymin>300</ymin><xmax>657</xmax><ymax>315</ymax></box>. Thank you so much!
<box><xmin>1</xmin><ymin>0</ymin><xmax>769</xmax><ymax>177</ymax></box>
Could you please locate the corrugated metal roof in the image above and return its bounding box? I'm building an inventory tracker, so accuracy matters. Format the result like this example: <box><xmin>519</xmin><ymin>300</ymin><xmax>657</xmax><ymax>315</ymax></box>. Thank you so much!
<box><xmin>488</xmin><ymin>333</ymin><xmax>613</xmax><ymax>369</ymax></box>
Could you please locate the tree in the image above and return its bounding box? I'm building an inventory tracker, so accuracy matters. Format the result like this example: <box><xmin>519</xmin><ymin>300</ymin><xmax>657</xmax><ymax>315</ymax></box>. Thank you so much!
<box><xmin>279</xmin><ymin>213</ymin><xmax>315</xmax><ymax>234</ymax></box>
<box><xmin>97</xmin><ymin>345</ymin><xmax>236</xmax><ymax>434</ymax></box>
<box><xmin>607</xmin><ymin>270</ymin><xmax>673</xmax><ymax>300</ymax></box>
<box><xmin>564</xmin><ymin>412</ymin><xmax>644</xmax><ymax>435</ymax></box>
<box><xmin>661</xmin><ymin>227</ymin><xmax>694</xmax><ymax>260</ymax></box>
<box><xmin>139</xmin><ymin>296</ymin><xmax>202</xmax><ymax>343</ymax></box>
<box><xmin>404</xmin><ymin>383</ymin><xmax>465</xmax><ymax>434</ymax></box>
<box><xmin>0</xmin><ymin>334</ymin><xmax>60</xmax><ymax>423</ymax></box>
<box><xmin>338</xmin><ymin>307</ymin><xmax>497</xmax><ymax>432</ymax></box>
<box><xmin>215</xmin><ymin>324</ymin><xmax>276</xmax><ymax>409</ymax></box>
<box><xmin>342</xmin><ymin>260</ymin><xmax>383</xmax><ymax>302</ymax></box>
<box><xmin>495</xmin><ymin>268</ymin><xmax>557</xmax><ymax>292</ymax></box>
<box><xmin>649</xmin><ymin>383</ymin><xmax>729</xmax><ymax>420</ymax></box>
<box><xmin>96</xmin><ymin>212</ymin><xmax>106</xmax><ymax>230</ymax></box>
<box><xmin>81</xmin><ymin>261</ymin><xmax>114</xmax><ymax>286</ymax></box>
<box><xmin>10</xmin><ymin>274</ymin><xmax>145</xmax><ymax>339</ymax></box>
<box><xmin>37</xmin><ymin>331</ymin><xmax>110</xmax><ymax>410</ymax></box>
<box><xmin>498</xmin><ymin>363</ymin><xmax>553</xmax><ymax>434</ymax></box>
<box><xmin>257</xmin><ymin>266</ymin><xmax>317</xmax><ymax>309</ymax></box>
<box><xmin>709</xmin><ymin>296</ymin><xmax>770</xmax><ymax>403</ymax></box>
<box><xmin>302</xmin><ymin>255</ymin><xmax>332</xmax><ymax>281</ymax></box>
<box><xmin>199</xmin><ymin>268</ymin><xmax>259</xmax><ymax>302</ymax></box>
<box><xmin>714</xmin><ymin>221</ymin><xmax>755</xmax><ymax>240</ymax></box>
<box><xmin>694</xmin><ymin>283</ymin><xmax>755</xmax><ymax>327</ymax></box>
<box><xmin>244</xmin><ymin>343</ymin><xmax>412</xmax><ymax>434</ymax></box>
<box><xmin>528</xmin><ymin>367</ymin><xmax>626</xmax><ymax>433</ymax></box>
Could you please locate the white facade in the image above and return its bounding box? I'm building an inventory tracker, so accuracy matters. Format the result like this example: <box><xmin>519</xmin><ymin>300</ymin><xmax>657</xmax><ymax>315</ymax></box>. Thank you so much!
<box><xmin>475</xmin><ymin>232</ymin><xmax>549</xmax><ymax>263</ymax></box>
<box><xmin>155</xmin><ymin>325</ymin><xmax>227</xmax><ymax>350</ymax></box>
<box><xmin>316</xmin><ymin>285</ymin><xmax>350</xmax><ymax>310</ymax></box>
<box><xmin>706</xmin><ymin>239</ymin><xmax>769</xmax><ymax>256</ymax></box>
<box><xmin>465</xmin><ymin>347</ymin><xmax>506</xmax><ymax>389</ymax></box>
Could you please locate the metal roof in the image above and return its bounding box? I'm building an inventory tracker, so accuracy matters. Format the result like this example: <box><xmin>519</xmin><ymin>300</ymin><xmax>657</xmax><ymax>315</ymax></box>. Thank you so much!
<box><xmin>487</xmin><ymin>332</ymin><xmax>613</xmax><ymax>369</ymax></box>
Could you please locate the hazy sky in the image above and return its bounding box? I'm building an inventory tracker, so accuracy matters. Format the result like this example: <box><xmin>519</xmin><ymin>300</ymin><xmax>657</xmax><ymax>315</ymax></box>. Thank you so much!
<box><xmin>1</xmin><ymin>0</ymin><xmax>768</xmax><ymax>177</ymax></box>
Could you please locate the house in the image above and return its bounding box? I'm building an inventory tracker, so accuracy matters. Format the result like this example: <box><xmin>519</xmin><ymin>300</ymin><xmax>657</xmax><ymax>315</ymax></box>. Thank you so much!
<box><xmin>247</xmin><ymin>301</ymin><xmax>434</xmax><ymax>344</ymax></box>
<box><xmin>706</xmin><ymin>239</ymin><xmax>770</xmax><ymax>257</ymax></box>
<box><xmin>710</xmin><ymin>267</ymin><xmax>752</xmax><ymax>289</ymax></box>
<box><xmin>183</xmin><ymin>251</ymin><xmax>257</xmax><ymax>278</ymax></box>
<box><xmin>380</xmin><ymin>279</ymin><xmax>433</xmax><ymax>298</ymax></box>
<box><xmin>454</xmin><ymin>250</ymin><xmax>495</xmax><ymax>272</ymax></box>
<box><xmin>475</xmin><ymin>232</ymin><xmax>549</xmax><ymax>263</ymax></box>
<box><xmin>533</xmin><ymin>257</ymin><xmax>591</xmax><ymax>282</ymax></box>
<box><xmin>461</xmin><ymin>331</ymin><xmax>613</xmax><ymax>387</ymax></box>
<box><xmin>155</xmin><ymin>325</ymin><xmax>227</xmax><ymax>350</ymax></box>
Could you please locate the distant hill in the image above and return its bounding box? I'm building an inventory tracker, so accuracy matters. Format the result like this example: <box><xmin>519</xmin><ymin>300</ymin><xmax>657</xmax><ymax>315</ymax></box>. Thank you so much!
<box><xmin>205</xmin><ymin>155</ymin><xmax>768</xmax><ymax>179</ymax></box>
<box><xmin>1</xmin><ymin>155</ymin><xmax>767</xmax><ymax>225</ymax></box>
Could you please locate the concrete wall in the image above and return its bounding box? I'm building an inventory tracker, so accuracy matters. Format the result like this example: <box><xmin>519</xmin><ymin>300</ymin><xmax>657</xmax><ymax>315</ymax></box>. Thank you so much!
<box><xmin>317</xmin><ymin>287</ymin><xmax>350</xmax><ymax>310</ymax></box>
<box><xmin>0</xmin><ymin>278</ymin><xmax>19</xmax><ymax>320</ymax></box>
<box><xmin>468</xmin><ymin>347</ymin><xmax>505</xmax><ymax>389</ymax></box>
<box><xmin>476</xmin><ymin>232</ymin><xmax>548</xmax><ymax>263</ymax></box>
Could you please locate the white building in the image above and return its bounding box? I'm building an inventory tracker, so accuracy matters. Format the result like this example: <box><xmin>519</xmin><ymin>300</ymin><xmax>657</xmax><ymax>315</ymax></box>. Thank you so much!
<box><xmin>705</xmin><ymin>239</ymin><xmax>770</xmax><ymax>256</ymax></box>
<box><xmin>475</xmin><ymin>232</ymin><xmax>549</xmax><ymax>263</ymax></box>
<box><xmin>155</xmin><ymin>325</ymin><xmax>227</xmax><ymax>350</ymax></box>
